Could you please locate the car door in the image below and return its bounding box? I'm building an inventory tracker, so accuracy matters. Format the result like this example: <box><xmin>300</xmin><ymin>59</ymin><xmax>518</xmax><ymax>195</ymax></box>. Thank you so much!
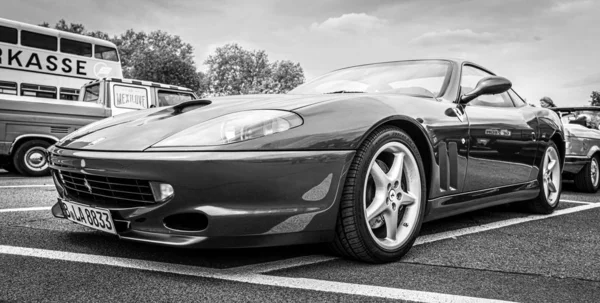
<box><xmin>461</xmin><ymin>65</ymin><xmax>538</xmax><ymax>192</ymax></box>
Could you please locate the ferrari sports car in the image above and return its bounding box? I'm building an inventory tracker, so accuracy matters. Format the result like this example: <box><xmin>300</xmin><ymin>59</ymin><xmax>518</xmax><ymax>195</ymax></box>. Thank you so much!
<box><xmin>552</xmin><ymin>107</ymin><xmax>600</xmax><ymax>192</ymax></box>
<box><xmin>49</xmin><ymin>59</ymin><xmax>565</xmax><ymax>263</ymax></box>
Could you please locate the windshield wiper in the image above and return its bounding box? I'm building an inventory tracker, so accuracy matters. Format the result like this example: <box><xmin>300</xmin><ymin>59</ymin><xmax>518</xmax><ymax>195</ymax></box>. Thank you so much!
<box><xmin>324</xmin><ymin>90</ymin><xmax>366</xmax><ymax>94</ymax></box>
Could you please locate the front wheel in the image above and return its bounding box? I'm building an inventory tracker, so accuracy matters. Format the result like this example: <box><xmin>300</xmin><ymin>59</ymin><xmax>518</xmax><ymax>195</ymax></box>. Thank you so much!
<box><xmin>574</xmin><ymin>155</ymin><xmax>599</xmax><ymax>193</ymax></box>
<box><xmin>331</xmin><ymin>126</ymin><xmax>426</xmax><ymax>263</ymax></box>
<box><xmin>526</xmin><ymin>142</ymin><xmax>561</xmax><ymax>214</ymax></box>
<box><xmin>12</xmin><ymin>140</ymin><xmax>52</xmax><ymax>177</ymax></box>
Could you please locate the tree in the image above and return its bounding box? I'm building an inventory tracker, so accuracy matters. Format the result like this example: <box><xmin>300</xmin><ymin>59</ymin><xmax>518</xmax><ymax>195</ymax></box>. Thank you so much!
<box><xmin>39</xmin><ymin>19</ymin><xmax>87</xmax><ymax>35</ymax></box>
<box><xmin>591</xmin><ymin>91</ymin><xmax>600</xmax><ymax>106</ymax></box>
<box><xmin>204</xmin><ymin>43</ymin><xmax>305</xmax><ymax>96</ymax></box>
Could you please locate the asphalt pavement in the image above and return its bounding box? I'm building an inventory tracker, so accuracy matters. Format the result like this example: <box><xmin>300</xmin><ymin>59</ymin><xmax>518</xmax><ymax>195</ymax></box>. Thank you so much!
<box><xmin>1</xmin><ymin>169</ymin><xmax>599</xmax><ymax>303</ymax></box>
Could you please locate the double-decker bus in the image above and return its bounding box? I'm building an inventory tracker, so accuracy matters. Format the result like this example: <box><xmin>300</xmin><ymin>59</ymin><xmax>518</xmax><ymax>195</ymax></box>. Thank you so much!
<box><xmin>0</xmin><ymin>17</ymin><xmax>123</xmax><ymax>176</ymax></box>
<box><xmin>0</xmin><ymin>17</ymin><xmax>123</xmax><ymax>100</ymax></box>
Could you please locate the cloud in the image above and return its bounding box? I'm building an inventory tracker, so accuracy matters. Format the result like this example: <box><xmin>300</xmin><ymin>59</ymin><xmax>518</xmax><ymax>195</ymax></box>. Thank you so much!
<box><xmin>409</xmin><ymin>29</ymin><xmax>501</xmax><ymax>46</ymax></box>
<box><xmin>563</xmin><ymin>72</ymin><xmax>600</xmax><ymax>88</ymax></box>
<box><xmin>549</xmin><ymin>0</ymin><xmax>593</xmax><ymax>13</ymax></box>
<box><xmin>309</xmin><ymin>13</ymin><xmax>387</xmax><ymax>34</ymax></box>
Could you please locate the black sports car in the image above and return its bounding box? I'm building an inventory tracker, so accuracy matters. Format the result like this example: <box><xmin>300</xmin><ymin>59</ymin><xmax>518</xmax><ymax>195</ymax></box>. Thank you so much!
<box><xmin>49</xmin><ymin>59</ymin><xmax>565</xmax><ymax>263</ymax></box>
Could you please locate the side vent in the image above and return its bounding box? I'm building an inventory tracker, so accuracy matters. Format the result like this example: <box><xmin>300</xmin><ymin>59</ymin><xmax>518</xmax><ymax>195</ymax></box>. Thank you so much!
<box><xmin>438</xmin><ymin>142</ymin><xmax>458</xmax><ymax>192</ymax></box>
<box><xmin>50</xmin><ymin>126</ymin><xmax>70</xmax><ymax>134</ymax></box>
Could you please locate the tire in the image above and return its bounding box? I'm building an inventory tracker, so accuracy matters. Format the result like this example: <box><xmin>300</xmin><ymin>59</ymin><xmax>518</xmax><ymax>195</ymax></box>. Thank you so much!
<box><xmin>574</xmin><ymin>155</ymin><xmax>599</xmax><ymax>193</ymax></box>
<box><xmin>12</xmin><ymin>140</ymin><xmax>52</xmax><ymax>177</ymax></box>
<box><xmin>331</xmin><ymin>126</ymin><xmax>427</xmax><ymax>263</ymax></box>
<box><xmin>526</xmin><ymin>141</ymin><xmax>561</xmax><ymax>214</ymax></box>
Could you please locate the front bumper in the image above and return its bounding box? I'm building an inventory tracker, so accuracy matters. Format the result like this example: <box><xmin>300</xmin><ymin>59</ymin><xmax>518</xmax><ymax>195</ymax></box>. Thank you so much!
<box><xmin>563</xmin><ymin>155</ymin><xmax>590</xmax><ymax>175</ymax></box>
<box><xmin>48</xmin><ymin>146</ymin><xmax>355</xmax><ymax>248</ymax></box>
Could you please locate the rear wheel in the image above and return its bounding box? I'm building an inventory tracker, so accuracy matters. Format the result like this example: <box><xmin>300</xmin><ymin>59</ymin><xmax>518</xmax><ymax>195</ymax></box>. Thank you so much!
<box><xmin>13</xmin><ymin>140</ymin><xmax>52</xmax><ymax>177</ymax></box>
<box><xmin>526</xmin><ymin>142</ymin><xmax>561</xmax><ymax>214</ymax></box>
<box><xmin>574</xmin><ymin>155</ymin><xmax>599</xmax><ymax>193</ymax></box>
<box><xmin>331</xmin><ymin>126</ymin><xmax>426</xmax><ymax>263</ymax></box>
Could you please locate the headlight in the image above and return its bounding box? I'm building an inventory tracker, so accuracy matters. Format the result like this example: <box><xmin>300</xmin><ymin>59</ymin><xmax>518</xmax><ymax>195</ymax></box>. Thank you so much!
<box><xmin>154</xmin><ymin>110</ymin><xmax>303</xmax><ymax>147</ymax></box>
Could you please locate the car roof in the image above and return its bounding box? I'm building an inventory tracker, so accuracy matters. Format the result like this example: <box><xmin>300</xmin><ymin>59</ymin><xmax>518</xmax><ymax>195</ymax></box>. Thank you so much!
<box><xmin>83</xmin><ymin>78</ymin><xmax>193</xmax><ymax>92</ymax></box>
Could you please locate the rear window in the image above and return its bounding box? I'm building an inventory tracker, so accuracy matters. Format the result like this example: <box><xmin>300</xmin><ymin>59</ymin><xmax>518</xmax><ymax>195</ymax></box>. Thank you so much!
<box><xmin>157</xmin><ymin>90</ymin><xmax>195</xmax><ymax>106</ymax></box>
<box><xmin>0</xmin><ymin>25</ymin><xmax>17</xmax><ymax>44</ymax></box>
<box><xmin>61</xmin><ymin>38</ymin><xmax>92</xmax><ymax>57</ymax></box>
<box><xmin>21</xmin><ymin>83</ymin><xmax>57</xmax><ymax>99</ymax></box>
<box><xmin>83</xmin><ymin>84</ymin><xmax>100</xmax><ymax>104</ymax></box>
<box><xmin>0</xmin><ymin>81</ymin><xmax>17</xmax><ymax>95</ymax></box>
<box><xmin>21</xmin><ymin>30</ymin><xmax>57</xmax><ymax>51</ymax></box>
<box><xmin>95</xmin><ymin>45</ymin><xmax>119</xmax><ymax>62</ymax></box>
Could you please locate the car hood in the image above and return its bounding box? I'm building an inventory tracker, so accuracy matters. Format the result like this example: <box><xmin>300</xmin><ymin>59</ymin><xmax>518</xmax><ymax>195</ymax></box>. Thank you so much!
<box><xmin>57</xmin><ymin>94</ymin><xmax>347</xmax><ymax>151</ymax></box>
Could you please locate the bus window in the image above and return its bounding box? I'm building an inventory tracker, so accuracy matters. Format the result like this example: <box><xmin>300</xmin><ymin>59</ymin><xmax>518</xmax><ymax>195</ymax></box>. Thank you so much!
<box><xmin>60</xmin><ymin>88</ymin><xmax>80</xmax><ymax>101</ymax></box>
<box><xmin>157</xmin><ymin>90</ymin><xmax>195</xmax><ymax>106</ymax></box>
<box><xmin>95</xmin><ymin>45</ymin><xmax>119</xmax><ymax>62</ymax></box>
<box><xmin>83</xmin><ymin>84</ymin><xmax>101</xmax><ymax>104</ymax></box>
<box><xmin>61</xmin><ymin>38</ymin><xmax>92</xmax><ymax>57</ymax></box>
<box><xmin>0</xmin><ymin>81</ymin><xmax>18</xmax><ymax>95</ymax></box>
<box><xmin>21</xmin><ymin>84</ymin><xmax>57</xmax><ymax>99</ymax></box>
<box><xmin>0</xmin><ymin>25</ymin><xmax>17</xmax><ymax>44</ymax></box>
<box><xmin>21</xmin><ymin>30</ymin><xmax>57</xmax><ymax>51</ymax></box>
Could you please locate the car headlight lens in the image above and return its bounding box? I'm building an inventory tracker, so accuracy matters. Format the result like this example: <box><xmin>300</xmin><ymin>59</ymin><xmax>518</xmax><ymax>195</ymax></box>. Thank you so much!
<box><xmin>153</xmin><ymin>110</ymin><xmax>303</xmax><ymax>147</ymax></box>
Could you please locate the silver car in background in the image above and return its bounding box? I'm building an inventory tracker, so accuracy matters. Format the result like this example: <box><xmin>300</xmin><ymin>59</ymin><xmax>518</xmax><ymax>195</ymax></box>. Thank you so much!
<box><xmin>553</xmin><ymin>107</ymin><xmax>600</xmax><ymax>192</ymax></box>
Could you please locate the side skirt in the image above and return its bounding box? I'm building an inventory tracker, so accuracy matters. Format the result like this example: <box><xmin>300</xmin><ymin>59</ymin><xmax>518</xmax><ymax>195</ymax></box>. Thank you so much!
<box><xmin>424</xmin><ymin>180</ymin><xmax>539</xmax><ymax>222</ymax></box>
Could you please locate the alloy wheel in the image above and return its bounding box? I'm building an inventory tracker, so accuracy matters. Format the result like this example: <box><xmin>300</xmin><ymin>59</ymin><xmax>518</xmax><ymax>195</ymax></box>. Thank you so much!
<box><xmin>363</xmin><ymin>141</ymin><xmax>421</xmax><ymax>250</ymax></box>
<box><xmin>542</xmin><ymin>146</ymin><xmax>560</xmax><ymax>206</ymax></box>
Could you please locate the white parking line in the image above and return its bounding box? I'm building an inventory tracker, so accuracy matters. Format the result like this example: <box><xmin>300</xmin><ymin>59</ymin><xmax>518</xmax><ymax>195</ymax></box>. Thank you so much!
<box><xmin>246</xmin><ymin>201</ymin><xmax>600</xmax><ymax>273</ymax></box>
<box><xmin>0</xmin><ymin>206</ymin><xmax>51</xmax><ymax>213</ymax></box>
<box><xmin>560</xmin><ymin>199</ymin><xmax>593</xmax><ymax>204</ymax></box>
<box><xmin>0</xmin><ymin>185</ymin><xmax>54</xmax><ymax>188</ymax></box>
<box><xmin>0</xmin><ymin>245</ymin><xmax>513</xmax><ymax>303</ymax></box>
<box><xmin>415</xmin><ymin>202</ymin><xmax>600</xmax><ymax>245</ymax></box>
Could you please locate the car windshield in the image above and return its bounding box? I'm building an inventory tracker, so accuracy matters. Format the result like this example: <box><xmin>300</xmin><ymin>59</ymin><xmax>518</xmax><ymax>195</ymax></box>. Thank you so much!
<box><xmin>288</xmin><ymin>60</ymin><xmax>452</xmax><ymax>97</ymax></box>
<box><xmin>561</xmin><ymin>110</ymin><xmax>600</xmax><ymax>130</ymax></box>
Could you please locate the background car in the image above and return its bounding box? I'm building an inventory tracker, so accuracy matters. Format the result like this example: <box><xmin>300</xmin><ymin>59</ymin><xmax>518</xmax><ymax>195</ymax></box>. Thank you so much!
<box><xmin>48</xmin><ymin>59</ymin><xmax>565</xmax><ymax>263</ymax></box>
<box><xmin>552</xmin><ymin>107</ymin><xmax>600</xmax><ymax>192</ymax></box>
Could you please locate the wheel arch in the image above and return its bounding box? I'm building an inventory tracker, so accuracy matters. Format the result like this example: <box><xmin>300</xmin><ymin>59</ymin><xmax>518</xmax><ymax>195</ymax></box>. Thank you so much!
<box><xmin>550</xmin><ymin>132</ymin><xmax>565</xmax><ymax>169</ymax></box>
<box><xmin>357</xmin><ymin>116</ymin><xmax>435</xmax><ymax>197</ymax></box>
<box><xmin>9</xmin><ymin>135</ymin><xmax>59</xmax><ymax>155</ymax></box>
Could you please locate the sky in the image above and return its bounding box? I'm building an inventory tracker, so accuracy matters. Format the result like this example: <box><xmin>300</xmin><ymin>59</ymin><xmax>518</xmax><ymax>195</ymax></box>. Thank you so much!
<box><xmin>2</xmin><ymin>0</ymin><xmax>599</xmax><ymax>106</ymax></box>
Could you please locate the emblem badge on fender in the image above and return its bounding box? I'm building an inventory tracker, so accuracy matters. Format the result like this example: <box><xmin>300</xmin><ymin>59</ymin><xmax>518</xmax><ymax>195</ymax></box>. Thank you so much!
<box><xmin>83</xmin><ymin>178</ymin><xmax>93</xmax><ymax>193</ymax></box>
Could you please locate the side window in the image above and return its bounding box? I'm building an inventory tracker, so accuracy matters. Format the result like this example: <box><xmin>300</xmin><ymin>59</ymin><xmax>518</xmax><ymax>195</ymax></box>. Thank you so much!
<box><xmin>21</xmin><ymin>83</ymin><xmax>57</xmax><ymax>99</ymax></box>
<box><xmin>21</xmin><ymin>31</ymin><xmax>57</xmax><ymax>51</ymax></box>
<box><xmin>0</xmin><ymin>81</ymin><xmax>18</xmax><ymax>95</ymax></box>
<box><xmin>0</xmin><ymin>26</ymin><xmax>18</xmax><ymax>44</ymax></box>
<box><xmin>157</xmin><ymin>90</ymin><xmax>195</xmax><ymax>107</ymax></box>
<box><xmin>461</xmin><ymin>65</ymin><xmax>513</xmax><ymax>108</ymax></box>
<box><xmin>60</xmin><ymin>88</ymin><xmax>80</xmax><ymax>101</ymax></box>
<box><xmin>83</xmin><ymin>84</ymin><xmax>101</xmax><ymax>104</ymax></box>
<box><xmin>61</xmin><ymin>38</ymin><xmax>92</xmax><ymax>57</ymax></box>
<box><xmin>95</xmin><ymin>45</ymin><xmax>119</xmax><ymax>62</ymax></box>
<box><xmin>508</xmin><ymin>89</ymin><xmax>527</xmax><ymax>107</ymax></box>
<box><xmin>113</xmin><ymin>85</ymin><xmax>148</xmax><ymax>109</ymax></box>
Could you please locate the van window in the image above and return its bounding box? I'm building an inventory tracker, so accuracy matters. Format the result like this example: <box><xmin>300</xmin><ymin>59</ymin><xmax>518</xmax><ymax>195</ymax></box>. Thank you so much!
<box><xmin>0</xmin><ymin>81</ymin><xmax>18</xmax><ymax>95</ymax></box>
<box><xmin>0</xmin><ymin>26</ymin><xmax>17</xmax><ymax>44</ymax></box>
<box><xmin>60</xmin><ymin>88</ymin><xmax>80</xmax><ymax>101</ymax></box>
<box><xmin>95</xmin><ymin>45</ymin><xmax>119</xmax><ymax>62</ymax></box>
<box><xmin>113</xmin><ymin>85</ymin><xmax>147</xmax><ymax>109</ymax></box>
<box><xmin>21</xmin><ymin>31</ymin><xmax>57</xmax><ymax>51</ymax></box>
<box><xmin>21</xmin><ymin>83</ymin><xmax>57</xmax><ymax>99</ymax></box>
<box><xmin>83</xmin><ymin>84</ymin><xmax>101</xmax><ymax>104</ymax></box>
<box><xmin>157</xmin><ymin>90</ymin><xmax>195</xmax><ymax>106</ymax></box>
<box><xmin>61</xmin><ymin>38</ymin><xmax>92</xmax><ymax>57</ymax></box>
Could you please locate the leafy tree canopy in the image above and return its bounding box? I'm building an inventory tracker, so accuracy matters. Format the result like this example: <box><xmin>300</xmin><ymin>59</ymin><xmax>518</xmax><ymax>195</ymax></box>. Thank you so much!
<box><xmin>590</xmin><ymin>91</ymin><xmax>600</xmax><ymax>106</ymax></box>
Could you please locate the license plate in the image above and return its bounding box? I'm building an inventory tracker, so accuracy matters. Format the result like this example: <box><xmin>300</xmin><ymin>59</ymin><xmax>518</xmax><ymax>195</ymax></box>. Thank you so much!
<box><xmin>60</xmin><ymin>200</ymin><xmax>117</xmax><ymax>235</ymax></box>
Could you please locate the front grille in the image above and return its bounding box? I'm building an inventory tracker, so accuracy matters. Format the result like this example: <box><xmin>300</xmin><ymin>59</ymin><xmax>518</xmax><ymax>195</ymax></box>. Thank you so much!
<box><xmin>56</xmin><ymin>170</ymin><xmax>156</xmax><ymax>208</ymax></box>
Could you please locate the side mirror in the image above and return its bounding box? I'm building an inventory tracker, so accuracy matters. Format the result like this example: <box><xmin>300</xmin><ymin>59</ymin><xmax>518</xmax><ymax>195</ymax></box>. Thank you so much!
<box><xmin>460</xmin><ymin>76</ymin><xmax>512</xmax><ymax>104</ymax></box>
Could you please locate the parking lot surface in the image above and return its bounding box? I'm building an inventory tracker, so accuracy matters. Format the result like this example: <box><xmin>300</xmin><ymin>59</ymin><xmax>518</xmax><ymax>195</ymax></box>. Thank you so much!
<box><xmin>1</xmin><ymin>169</ymin><xmax>599</xmax><ymax>302</ymax></box>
